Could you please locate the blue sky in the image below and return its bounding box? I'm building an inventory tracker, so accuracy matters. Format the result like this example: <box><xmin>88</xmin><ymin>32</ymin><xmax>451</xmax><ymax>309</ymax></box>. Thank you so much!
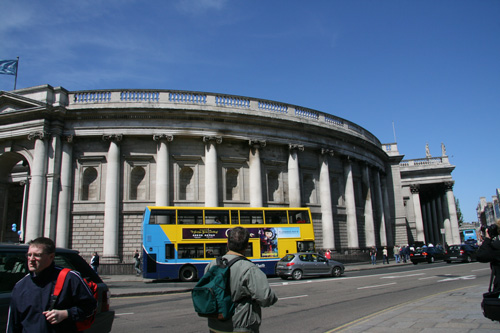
<box><xmin>1</xmin><ymin>0</ymin><xmax>499</xmax><ymax>222</ymax></box>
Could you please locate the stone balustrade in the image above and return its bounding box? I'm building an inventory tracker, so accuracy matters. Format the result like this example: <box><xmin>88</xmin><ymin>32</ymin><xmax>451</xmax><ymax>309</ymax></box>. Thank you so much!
<box><xmin>400</xmin><ymin>157</ymin><xmax>445</xmax><ymax>167</ymax></box>
<box><xmin>68</xmin><ymin>89</ymin><xmax>380</xmax><ymax>147</ymax></box>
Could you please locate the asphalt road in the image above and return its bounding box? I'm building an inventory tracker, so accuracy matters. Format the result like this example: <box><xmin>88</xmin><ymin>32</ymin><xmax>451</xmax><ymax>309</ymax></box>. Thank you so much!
<box><xmin>109</xmin><ymin>262</ymin><xmax>490</xmax><ymax>332</ymax></box>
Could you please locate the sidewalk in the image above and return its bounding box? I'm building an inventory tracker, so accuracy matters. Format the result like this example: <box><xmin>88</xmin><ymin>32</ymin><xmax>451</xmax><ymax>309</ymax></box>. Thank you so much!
<box><xmin>102</xmin><ymin>261</ymin><xmax>499</xmax><ymax>332</ymax></box>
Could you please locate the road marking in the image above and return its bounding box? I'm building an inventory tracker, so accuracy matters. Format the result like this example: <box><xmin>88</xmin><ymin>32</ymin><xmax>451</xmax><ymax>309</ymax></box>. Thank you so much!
<box><xmin>115</xmin><ymin>312</ymin><xmax>134</xmax><ymax>316</ymax></box>
<box><xmin>471</xmin><ymin>268</ymin><xmax>490</xmax><ymax>272</ymax></box>
<box><xmin>380</xmin><ymin>273</ymin><xmax>425</xmax><ymax>279</ymax></box>
<box><xmin>279</xmin><ymin>295</ymin><xmax>308</xmax><ymax>300</ymax></box>
<box><xmin>438</xmin><ymin>275</ymin><xmax>476</xmax><ymax>282</ymax></box>
<box><xmin>418</xmin><ymin>276</ymin><xmax>438</xmax><ymax>280</ymax></box>
<box><xmin>357</xmin><ymin>282</ymin><xmax>396</xmax><ymax>289</ymax></box>
<box><xmin>271</xmin><ymin>280</ymin><xmax>313</xmax><ymax>286</ymax></box>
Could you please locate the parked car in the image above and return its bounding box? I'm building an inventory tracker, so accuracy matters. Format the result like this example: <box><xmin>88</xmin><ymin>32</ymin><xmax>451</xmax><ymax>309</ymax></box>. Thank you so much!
<box><xmin>410</xmin><ymin>246</ymin><xmax>446</xmax><ymax>264</ymax></box>
<box><xmin>0</xmin><ymin>243</ymin><xmax>114</xmax><ymax>332</ymax></box>
<box><xmin>275</xmin><ymin>252</ymin><xmax>344</xmax><ymax>280</ymax></box>
<box><xmin>445</xmin><ymin>244</ymin><xmax>478</xmax><ymax>263</ymax></box>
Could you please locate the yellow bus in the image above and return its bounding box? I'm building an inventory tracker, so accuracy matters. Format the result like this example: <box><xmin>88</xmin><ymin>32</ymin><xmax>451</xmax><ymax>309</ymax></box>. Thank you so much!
<box><xmin>142</xmin><ymin>206</ymin><xmax>315</xmax><ymax>281</ymax></box>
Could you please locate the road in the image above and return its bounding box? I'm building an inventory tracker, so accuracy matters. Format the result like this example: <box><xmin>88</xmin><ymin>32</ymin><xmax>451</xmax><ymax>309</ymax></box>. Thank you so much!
<box><xmin>110</xmin><ymin>262</ymin><xmax>490</xmax><ymax>332</ymax></box>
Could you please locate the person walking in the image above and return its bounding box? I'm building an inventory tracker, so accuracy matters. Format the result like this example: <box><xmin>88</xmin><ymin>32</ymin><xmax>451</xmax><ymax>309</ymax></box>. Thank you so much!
<box><xmin>90</xmin><ymin>252</ymin><xmax>99</xmax><ymax>274</ymax></box>
<box><xmin>204</xmin><ymin>227</ymin><xmax>278</xmax><ymax>333</ymax></box>
<box><xmin>393</xmin><ymin>245</ymin><xmax>400</xmax><ymax>263</ymax></box>
<box><xmin>7</xmin><ymin>237</ymin><xmax>96</xmax><ymax>332</ymax></box>
<box><xmin>370</xmin><ymin>247</ymin><xmax>377</xmax><ymax>265</ymax></box>
<box><xmin>133</xmin><ymin>249</ymin><xmax>141</xmax><ymax>276</ymax></box>
<box><xmin>383</xmin><ymin>247</ymin><xmax>389</xmax><ymax>264</ymax></box>
<box><xmin>477</xmin><ymin>220</ymin><xmax>500</xmax><ymax>292</ymax></box>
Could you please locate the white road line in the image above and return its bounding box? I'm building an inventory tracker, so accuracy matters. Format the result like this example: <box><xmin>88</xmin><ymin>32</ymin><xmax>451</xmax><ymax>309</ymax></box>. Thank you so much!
<box><xmin>357</xmin><ymin>282</ymin><xmax>396</xmax><ymax>290</ymax></box>
<box><xmin>438</xmin><ymin>275</ymin><xmax>476</xmax><ymax>282</ymax></box>
<box><xmin>471</xmin><ymin>268</ymin><xmax>490</xmax><ymax>272</ymax></box>
<box><xmin>279</xmin><ymin>295</ymin><xmax>309</xmax><ymax>300</ymax></box>
<box><xmin>418</xmin><ymin>276</ymin><xmax>438</xmax><ymax>280</ymax></box>
<box><xmin>380</xmin><ymin>273</ymin><xmax>425</xmax><ymax>279</ymax></box>
<box><xmin>115</xmin><ymin>312</ymin><xmax>135</xmax><ymax>316</ymax></box>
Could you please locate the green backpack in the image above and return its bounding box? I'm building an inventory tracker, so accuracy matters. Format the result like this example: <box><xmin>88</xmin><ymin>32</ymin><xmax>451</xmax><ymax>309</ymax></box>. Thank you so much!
<box><xmin>192</xmin><ymin>256</ymin><xmax>247</xmax><ymax>320</ymax></box>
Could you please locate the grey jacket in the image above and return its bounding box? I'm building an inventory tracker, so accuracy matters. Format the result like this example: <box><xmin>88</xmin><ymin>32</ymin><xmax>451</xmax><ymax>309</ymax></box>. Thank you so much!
<box><xmin>205</xmin><ymin>253</ymin><xmax>278</xmax><ymax>333</ymax></box>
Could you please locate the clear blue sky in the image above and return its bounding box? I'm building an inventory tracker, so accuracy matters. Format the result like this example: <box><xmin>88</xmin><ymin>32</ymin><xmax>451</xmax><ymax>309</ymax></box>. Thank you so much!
<box><xmin>1</xmin><ymin>0</ymin><xmax>499</xmax><ymax>222</ymax></box>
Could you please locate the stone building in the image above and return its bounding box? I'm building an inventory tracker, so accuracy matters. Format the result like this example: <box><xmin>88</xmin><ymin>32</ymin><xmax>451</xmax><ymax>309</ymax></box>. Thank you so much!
<box><xmin>0</xmin><ymin>85</ymin><xmax>461</xmax><ymax>264</ymax></box>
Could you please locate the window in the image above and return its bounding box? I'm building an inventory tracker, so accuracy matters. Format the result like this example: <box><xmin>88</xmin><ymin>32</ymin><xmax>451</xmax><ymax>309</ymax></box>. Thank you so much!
<box><xmin>149</xmin><ymin>209</ymin><xmax>176</xmax><ymax>224</ymax></box>
<box><xmin>130</xmin><ymin>166</ymin><xmax>146</xmax><ymax>200</ymax></box>
<box><xmin>205</xmin><ymin>210</ymin><xmax>230</xmax><ymax>224</ymax></box>
<box><xmin>225</xmin><ymin>168</ymin><xmax>239</xmax><ymax>201</ymax></box>
<box><xmin>240</xmin><ymin>210</ymin><xmax>264</xmax><ymax>224</ymax></box>
<box><xmin>178</xmin><ymin>244</ymin><xmax>204</xmax><ymax>258</ymax></box>
<box><xmin>297</xmin><ymin>241</ymin><xmax>315</xmax><ymax>252</ymax></box>
<box><xmin>289</xmin><ymin>210</ymin><xmax>311</xmax><ymax>224</ymax></box>
<box><xmin>82</xmin><ymin>167</ymin><xmax>98</xmax><ymax>201</ymax></box>
<box><xmin>230</xmin><ymin>210</ymin><xmax>239</xmax><ymax>224</ymax></box>
<box><xmin>264</xmin><ymin>210</ymin><xmax>288</xmax><ymax>224</ymax></box>
<box><xmin>179</xmin><ymin>166</ymin><xmax>194</xmax><ymax>200</ymax></box>
<box><xmin>165</xmin><ymin>244</ymin><xmax>175</xmax><ymax>259</ymax></box>
<box><xmin>178</xmin><ymin>210</ymin><xmax>204</xmax><ymax>224</ymax></box>
<box><xmin>206</xmin><ymin>243</ymin><xmax>227</xmax><ymax>258</ymax></box>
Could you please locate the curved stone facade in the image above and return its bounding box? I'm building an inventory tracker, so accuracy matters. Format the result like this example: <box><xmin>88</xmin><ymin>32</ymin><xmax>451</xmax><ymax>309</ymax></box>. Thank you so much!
<box><xmin>0</xmin><ymin>85</ymin><xmax>460</xmax><ymax>263</ymax></box>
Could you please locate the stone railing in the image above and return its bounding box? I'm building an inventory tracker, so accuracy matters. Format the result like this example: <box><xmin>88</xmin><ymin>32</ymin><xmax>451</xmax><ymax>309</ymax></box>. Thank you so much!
<box><xmin>400</xmin><ymin>157</ymin><xmax>446</xmax><ymax>167</ymax></box>
<box><xmin>68</xmin><ymin>89</ymin><xmax>381</xmax><ymax>146</ymax></box>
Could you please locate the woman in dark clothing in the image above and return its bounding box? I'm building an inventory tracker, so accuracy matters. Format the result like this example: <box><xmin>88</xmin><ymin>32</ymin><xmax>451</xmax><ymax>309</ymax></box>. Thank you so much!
<box><xmin>477</xmin><ymin>220</ymin><xmax>500</xmax><ymax>292</ymax></box>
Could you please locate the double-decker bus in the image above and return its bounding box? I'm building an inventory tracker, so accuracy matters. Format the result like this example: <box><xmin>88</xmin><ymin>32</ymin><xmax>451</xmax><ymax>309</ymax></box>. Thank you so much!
<box><xmin>141</xmin><ymin>206</ymin><xmax>315</xmax><ymax>281</ymax></box>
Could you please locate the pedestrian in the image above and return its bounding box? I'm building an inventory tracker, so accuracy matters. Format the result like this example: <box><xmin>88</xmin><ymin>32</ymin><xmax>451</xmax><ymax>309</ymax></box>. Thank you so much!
<box><xmin>90</xmin><ymin>252</ymin><xmax>99</xmax><ymax>274</ymax></box>
<box><xmin>382</xmin><ymin>247</ymin><xmax>389</xmax><ymax>264</ymax></box>
<box><xmin>370</xmin><ymin>247</ymin><xmax>377</xmax><ymax>265</ymax></box>
<box><xmin>6</xmin><ymin>237</ymin><xmax>96</xmax><ymax>332</ymax></box>
<box><xmin>393</xmin><ymin>245</ymin><xmax>400</xmax><ymax>263</ymax></box>
<box><xmin>204</xmin><ymin>226</ymin><xmax>278</xmax><ymax>333</ymax></box>
<box><xmin>134</xmin><ymin>249</ymin><xmax>141</xmax><ymax>276</ymax></box>
<box><xmin>325</xmin><ymin>249</ymin><xmax>331</xmax><ymax>260</ymax></box>
<box><xmin>477</xmin><ymin>220</ymin><xmax>500</xmax><ymax>292</ymax></box>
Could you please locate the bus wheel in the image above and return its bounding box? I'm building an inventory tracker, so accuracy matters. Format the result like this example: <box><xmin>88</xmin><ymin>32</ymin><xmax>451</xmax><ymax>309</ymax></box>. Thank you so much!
<box><xmin>180</xmin><ymin>265</ymin><xmax>197</xmax><ymax>282</ymax></box>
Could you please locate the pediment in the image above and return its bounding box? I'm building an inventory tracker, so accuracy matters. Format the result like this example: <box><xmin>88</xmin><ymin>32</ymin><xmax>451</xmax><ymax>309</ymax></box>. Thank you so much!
<box><xmin>0</xmin><ymin>91</ymin><xmax>47</xmax><ymax>114</ymax></box>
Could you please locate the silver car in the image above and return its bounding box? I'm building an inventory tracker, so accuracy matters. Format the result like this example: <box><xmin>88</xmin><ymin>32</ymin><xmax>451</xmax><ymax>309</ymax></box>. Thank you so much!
<box><xmin>275</xmin><ymin>252</ymin><xmax>344</xmax><ymax>280</ymax></box>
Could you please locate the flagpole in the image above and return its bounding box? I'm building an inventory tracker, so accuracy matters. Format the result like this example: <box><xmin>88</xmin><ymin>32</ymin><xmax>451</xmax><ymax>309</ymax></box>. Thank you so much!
<box><xmin>14</xmin><ymin>56</ymin><xmax>19</xmax><ymax>90</ymax></box>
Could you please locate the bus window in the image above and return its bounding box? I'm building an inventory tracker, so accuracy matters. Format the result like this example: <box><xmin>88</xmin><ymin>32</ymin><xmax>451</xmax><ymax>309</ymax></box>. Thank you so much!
<box><xmin>264</xmin><ymin>210</ymin><xmax>288</xmax><ymax>224</ymax></box>
<box><xmin>240</xmin><ymin>210</ymin><xmax>264</xmax><ymax>224</ymax></box>
<box><xmin>230</xmin><ymin>210</ymin><xmax>239</xmax><ymax>224</ymax></box>
<box><xmin>289</xmin><ymin>210</ymin><xmax>311</xmax><ymax>224</ymax></box>
<box><xmin>244</xmin><ymin>245</ymin><xmax>254</xmax><ymax>258</ymax></box>
<box><xmin>178</xmin><ymin>244</ymin><xmax>204</xmax><ymax>258</ymax></box>
<box><xmin>150</xmin><ymin>209</ymin><xmax>176</xmax><ymax>224</ymax></box>
<box><xmin>165</xmin><ymin>244</ymin><xmax>175</xmax><ymax>259</ymax></box>
<box><xmin>206</xmin><ymin>243</ymin><xmax>227</xmax><ymax>258</ymax></box>
<box><xmin>297</xmin><ymin>241</ymin><xmax>315</xmax><ymax>252</ymax></box>
<box><xmin>178</xmin><ymin>210</ymin><xmax>204</xmax><ymax>224</ymax></box>
<box><xmin>205</xmin><ymin>210</ymin><xmax>230</xmax><ymax>224</ymax></box>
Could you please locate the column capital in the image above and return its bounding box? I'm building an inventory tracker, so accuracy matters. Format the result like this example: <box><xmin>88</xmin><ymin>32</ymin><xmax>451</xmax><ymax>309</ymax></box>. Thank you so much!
<box><xmin>102</xmin><ymin>134</ymin><xmax>123</xmax><ymax>142</ymax></box>
<box><xmin>410</xmin><ymin>184</ymin><xmax>420</xmax><ymax>193</ymax></box>
<box><xmin>249</xmin><ymin>139</ymin><xmax>266</xmax><ymax>148</ymax></box>
<box><xmin>28</xmin><ymin>131</ymin><xmax>50</xmax><ymax>141</ymax></box>
<box><xmin>62</xmin><ymin>135</ymin><xmax>74</xmax><ymax>144</ymax></box>
<box><xmin>203</xmin><ymin>136</ymin><xmax>222</xmax><ymax>144</ymax></box>
<box><xmin>153</xmin><ymin>134</ymin><xmax>174</xmax><ymax>142</ymax></box>
<box><xmin>321</xmin><ymin>148</ymin><xmax>335</xmax><ymax>156</ymax></box>
<box><xmin>289</xmin><ymin>144</ymin><xmax>304</xmax><ymax>152</ymax></box>
<box><xmin>444</xmin><ymin>181</ymin><xmax>454</xmax><ymax>191</ymax></box>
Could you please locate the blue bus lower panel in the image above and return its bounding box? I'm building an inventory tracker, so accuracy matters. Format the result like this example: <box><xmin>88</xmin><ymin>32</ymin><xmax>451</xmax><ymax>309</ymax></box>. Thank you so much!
<box><xmin>143</xmin><ymin>258</ymin><xmax>279</xmax><ymax>280</ymax></box>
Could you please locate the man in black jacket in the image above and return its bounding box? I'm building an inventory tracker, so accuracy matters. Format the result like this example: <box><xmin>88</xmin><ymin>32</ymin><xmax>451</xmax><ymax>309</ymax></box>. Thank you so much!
<box><xmin>477</xmin><ymin>220</ymin><xmax>500</xmax><ymax>292</ymax></box>
<box><xmin>6</xmin><ymin>237</ymin><xmax>97</xmax><ymax>332</ymax></box>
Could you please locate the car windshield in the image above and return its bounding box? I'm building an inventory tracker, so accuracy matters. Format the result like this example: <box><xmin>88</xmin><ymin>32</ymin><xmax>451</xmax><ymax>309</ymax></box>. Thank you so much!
<box><xmin>280</xmin><ymin>254</ymin><xmax>295</xmax><ymax>262</ymax></box>
<box><xmin>449</xmin><ymin>246</ymin><xmax>461</xmax><ymax>251</ymax></box>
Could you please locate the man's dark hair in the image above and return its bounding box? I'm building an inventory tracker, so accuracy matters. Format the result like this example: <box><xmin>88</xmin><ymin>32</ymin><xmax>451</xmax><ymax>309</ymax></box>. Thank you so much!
<box><xmin>228</xmin><ymin>227</ymin><xmax>250</xmax><ymax>253</ymax></box>
<box><xmin>29</xmin><ymin>237</ymin><xmax>56</xmax><ymax>254</ymax></box>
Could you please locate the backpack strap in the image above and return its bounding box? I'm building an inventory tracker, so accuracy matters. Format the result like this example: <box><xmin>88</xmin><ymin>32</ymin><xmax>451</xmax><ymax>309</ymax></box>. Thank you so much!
<box><xmin>49</xmin><ymin>268</ymin><xmax>71</xmax><ymax>310</ymax></box>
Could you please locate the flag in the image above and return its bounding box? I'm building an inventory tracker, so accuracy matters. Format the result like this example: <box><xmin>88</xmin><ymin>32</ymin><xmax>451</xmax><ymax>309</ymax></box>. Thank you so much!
<box><xmin>0</xmin><ymin>59</ymin><xmax>18</xmax><ymax>76</ymax></box>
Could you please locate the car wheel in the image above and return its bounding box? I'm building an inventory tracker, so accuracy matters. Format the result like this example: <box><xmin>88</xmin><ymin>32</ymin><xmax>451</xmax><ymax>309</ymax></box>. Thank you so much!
<box><xmin>332</xmin><ymin>266</ymin><xmax>342</xmax><ymax>277</ymax></box>
<box><xmin>280</xmin><ymin>276</ymin><xmax>288</xmax><ymax>280</ymax></box>
<box><xmin>465</xmin><ymin>255</ymin><xmax>472</xmax><ymax>263</ymax></box>
<box><xmin>292</xmin><ymin>269</ymin><xmax>303</xmax><ymax>280</ymax></box>
<box><xmin>412</xmin><ymin>261</ymin><xmax>418</xmax><ymax>265</ymax></box>
<box><xmin>179</xmin><ymin>265</ymin><xmax>197</xmax><ymax>282</ymax></box>
<box><xmin>428</xmin><ymin>256</ymin><xmax>435</xmax><ymax>264</ymax></box>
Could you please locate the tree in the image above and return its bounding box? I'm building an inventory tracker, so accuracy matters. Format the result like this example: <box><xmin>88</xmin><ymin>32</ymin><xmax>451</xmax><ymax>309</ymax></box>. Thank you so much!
<box><xmin>456</xmin><ymin>198</ymin><xmax>464</xmax><ymax>225</ymax></box>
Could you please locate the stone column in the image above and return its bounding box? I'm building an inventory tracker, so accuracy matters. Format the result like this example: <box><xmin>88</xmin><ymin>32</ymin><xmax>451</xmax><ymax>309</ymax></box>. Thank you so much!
<box><xmin>441</xmin><ymin>193</ymin><xmax>453</xmax><ymax>246</ymax></box>
<box><xmin>344</xmin><ymin>158</ymin><xmax>359</xmax><ymax>249</ymax></box>
<box><xmin>249</xmin><ymin>140</ymin><xmax>266</xmax><ymax>207</ymax></box>
<box><xmin>320</xmin><ymin>149</ymin><xmax>335</xmax><ymax>250</ymax></box>
<box><xmin>445</xmin><ymin>182</ymin><xmax>461</xmax><ymax>244</ymax></box>
<box><xmin>19</xmin><ymin>180</ymin><xmax>29</xmax><ymax>243</ymax></box>
<box><xmin>374</xmin><ymin>171</ymin><xmax>387</xmax><ymax>246</ymax></box>
<box><xmin>103</xmin><ymin>134</ymin><xmax>122</xmax><ymax>263</ymax></box>
<box><xmin>381</xmin><ymin>177</ymin><xmax>394</xmax><ymax>247</ymax></box>
<box><xmin>154</xmin><ymin>134</ymin><xmax>173</xmax><ymax>206</ymax></box>
<box><xmin>288</xmin><ymin>144</ymin><xmax>303</xmax><ymax>207</ymax></box>
<box><xmin>44</xmin><ymin>124</ymin><xmax>63</xmax><ymax>240</ymax></box>
<box><xmin>56</xmin><ymin>136</ymin><xmax>74</xmax><ymax>248</ymax></box>
<box><xmin>25</xmin><ymin>131</ymin><xmax>49</xmax><ymax>242</ymax></box>
<box><xmin>362</xmin><ymin>164</ymin><xmax>376</xmax><ymax>248</ymax></box>
<box><xmin>203</xmin><ymin>136</ymin><xmax>221</xmax><ymax>207</ymax></box>
<box><xmin>410</xmin><ymin>185</ymin><xmax>425</xmax><ymax>242</ymax></box>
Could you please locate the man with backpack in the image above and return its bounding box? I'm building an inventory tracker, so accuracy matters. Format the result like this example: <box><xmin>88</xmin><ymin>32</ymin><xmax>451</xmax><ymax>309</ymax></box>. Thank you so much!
<box><xmin>203</xmin><ymin>227</ymin><xmax>278</xmax><ymax>333</ymax></box>
<box><xmin>6</xmin><ymin>237</ymin><xmax>97</xmax><ymax>332</ymax></box>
